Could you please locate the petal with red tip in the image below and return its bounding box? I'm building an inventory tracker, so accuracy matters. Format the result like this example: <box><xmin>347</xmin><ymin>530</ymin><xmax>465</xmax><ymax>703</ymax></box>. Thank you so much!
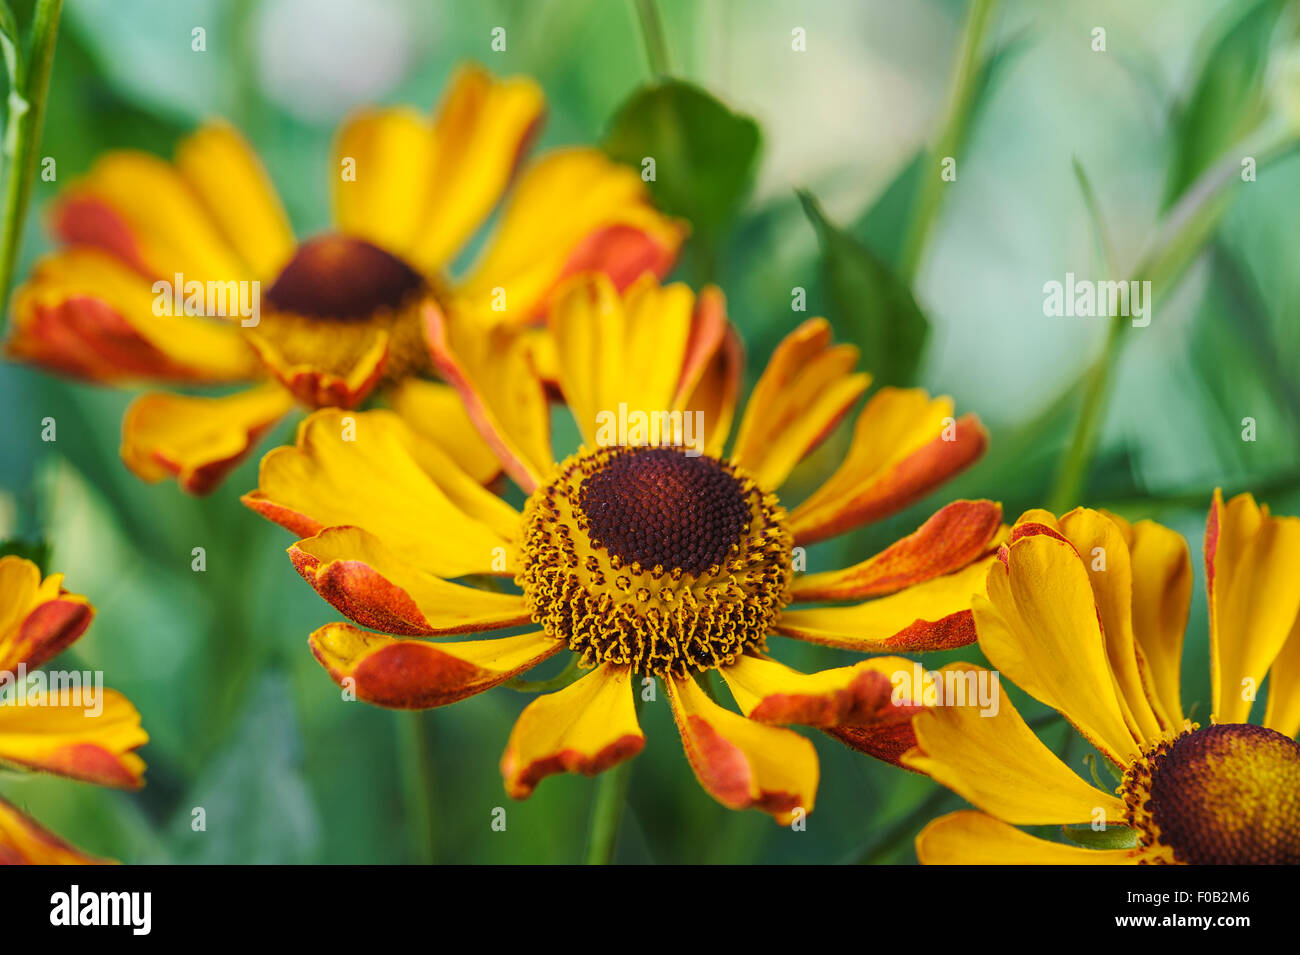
<box><xmin>308</xmin><ymin>623</ymin><xmax>562</xmax><ymax>709</ymax></box>
<box><xmin>0</xmin><ymin>689</ymin><xmax>147</xmax><ymax>789</ymax></box>
<box><xmin>0</xmin><ymin>798</ymin><xmax>111</xmax><ymax>865</ymax></box>
<box><xmin>500</xmin><ymin>663</ymin><xmax>644</xmax><ymax>798</ymax></box>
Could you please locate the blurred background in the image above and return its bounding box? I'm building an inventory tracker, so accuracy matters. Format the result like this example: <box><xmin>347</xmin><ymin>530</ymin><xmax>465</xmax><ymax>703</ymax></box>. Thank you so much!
<box><xmin>1</xmin><ymin>0</ymin><xmax>1298</xmax><ymax>863</ymax></box>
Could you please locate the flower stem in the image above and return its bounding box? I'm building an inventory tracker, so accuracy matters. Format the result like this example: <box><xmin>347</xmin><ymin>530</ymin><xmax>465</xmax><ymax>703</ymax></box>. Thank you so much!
<box><xmin>396</xmin><ymin>710</ymin><xmax>437</xmax><ymax>864</ymax></box>
<box><xmin>631</xmin><ymin>0</ymin><xmax>670</xmax><ymax>78</ymax></box>
<box><xmin>0</xmin><ymin>0</ymin><xmax>61</xmax><ymax>322</ymax></box>
<box><xmin>898</xmin><ymin>0</ymin><xmax>997</xmax><ymax>285</ymax></box>
<box><xmin>584</xmin><ymin>756</ymin><xmax>634</xmax><ymax>864</ymax></box>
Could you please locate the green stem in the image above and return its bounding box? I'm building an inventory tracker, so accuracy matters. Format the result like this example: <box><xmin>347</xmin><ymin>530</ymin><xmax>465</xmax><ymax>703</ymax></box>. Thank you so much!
<box><xmin>850</xmin><ymin>785</ymin><xmax>955</xmax><ymax>864</ymax></box>
<box><xmin>0</xmin><ymin>0</ymin><xmax>60</xmax><ymax>322</ymax></box>
<box><xmin>396</xmin><ymin>711</ymin><xmax>437</xmax><ymax>864</ymax></box>
<box><xmin>631</xmin><ymin>0</ymin><xmax>670</xmax><ymax>78</ymax></box>
<box><xmin>898</xmin><ymin>0</ymin><xmax>997</xmax><ymax>284</ymax></box>
<box><xmin>1047</xmin><ymin>313</ymin><xmax>1123</xmax><ymax>513</ymax></box>
<box><xmin>584</xmin><ymin>693</ymin><xmax>644</xmax><ymax>864</ymax></box>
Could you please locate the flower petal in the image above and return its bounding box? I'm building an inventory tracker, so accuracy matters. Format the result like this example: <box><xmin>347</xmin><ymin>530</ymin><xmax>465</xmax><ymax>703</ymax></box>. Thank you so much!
<box><xmin>976</xmin><ymin>530</ymin><xmax>1140</xmax><ymax>766</ymax></box>
<box><xmin>8</xmin><ymin>248</ymin><xmax>258</xmax><ymax>383</ymax></box>
<box><xmin>0</xmin><ymin>688</ymin><xmax>147</xmax><ymax>788</ymax></box>
<box><xmin>903</xmin><ymin>664</ymin><xmax>1126</xmax><ymax>825</ymax></box>
<box><xmin>1264</xmin><ymin>613</ymin><xmax>1300</xmax><ymax>738</ymax></box>
<box><xmin>453</xmin><ymin>147</ymin><xmax>685</xmax><ymax>323</ymax></box>
<box><xmin>678</xmin><ymin>319</ymin><xmax>742</xmax><ymax>457</ymax></box>
<box><xmin>290</xmin><ymin>526</ymin><xmax>530</xmax><ymax>636</ymax></box>
<box><xmin>0</xmin><ymin>798</ymin><xmax>111</xmax><ymax>865</ymax></box>
<box><xmin>666</xmin><ymin>673</ymin><xmax>818</xmax><ymax>823</ymax></box>
<box><xmin>720</xmin><ymin>654</ymin><xmax>923</xmax><ymax>767</ymax></box>
<box><xmin>1057</xmin><ymin>509</ymin><xmax>1164</xmax><ymax>741</ymax></box>
<box><xmin>916</xmin><ymin>811</ymin><xmax>1142</xmax><ymax>865</ymax></box>
<box><xmin>405</xmin><ymin>67</ymin><xmax>546</xmax><ymax>270</ymax></box>
<box><xmin>500</xmin><ymin>663</ymin><xmax>645</xmax><ymax>798</ymax></box>
<box><xmin>121</xmin><ymin>382</ymin><xmax>295</xmax><ymax>495</ymax></box>
<box><xmin>244</xmin><ymin>409</ymin><xmax>519</xmax><ymax>577</ymax></box>
<box><xmin>247</xmin><ymin>323</ymin><xmax>389</xmax><ymax>409</ymax></box>
<box><xmin>52</xmin><ymin>149</ymin><xmax>250</xmax><ymax>281</ymax></box>
<box><xmin>730</xmin><ymin>318</ymin><xmax>871</xmax><ymax>491</ymax></box>
<box><xmin>308</xmin><ymin>623</ymin><xmax>561</xmax><ymax>709</ymax></box>
<box><xmin>790</xmin><ymin>500</ymin><xmax>1003</xmax><ymax>602</ymax></box>
<box><xmin>174</xmin><ymin>121</ymin><xmax>296</xmax><ymax>279</ymax></box>
<box><xmin>788</xmin><ymin>388</ymin><xmax>987</xmax><ymax>545</ymax></box>
<box><xmin>0</xmin><ymin>557</ymin><xmax>93</xmax><ymax>673</ymax></box>
<box><xmin>385</xmin><ymin>377</ymin><xmax>503</xmax><ymax>486</ymax></box>
<box><xmin>1205</xmin><ymin>489</ymin><xmax>1300</xmax><ymax>724</ymax></box>
<box><xmin>774</xmin><ymin>555</ymin><xmax>993</xmax><ymax>652</ymax></box>
<box><xmin>424</xmin><ymin>303</ymin><xmax>551</xmax><ymax>493</ymax></box>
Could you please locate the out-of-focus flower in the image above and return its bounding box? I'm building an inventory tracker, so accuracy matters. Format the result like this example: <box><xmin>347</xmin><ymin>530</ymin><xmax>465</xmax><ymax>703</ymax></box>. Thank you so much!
<box><xmin>0</xmin><ymin>555</ymin><xmax>148</xmax><ymax>864</ymax></box>
<box><xmin>7</xmin><ymin>65</ymin><xmax>685</xmax><ymax>494</ymax></box>
<box><xmin>908</xmin><ymin>494</ymin><xmax>1300</xmax><ymax>864</ymax></box>
<box><xmin>244</xmin><ymin>273</ymin><xmax>992</xmax><ymax>820</ymax></box>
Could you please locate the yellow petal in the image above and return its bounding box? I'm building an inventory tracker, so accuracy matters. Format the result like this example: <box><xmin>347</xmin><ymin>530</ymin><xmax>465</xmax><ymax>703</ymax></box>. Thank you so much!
<box><xmin>916</xmin><ymin>811</ymin><xmax>1142</xmax><ymax>865</ymax></box>
<box><xmin>0</xmin><ymin>688</ymin><xmax>147</xmax><ymax>788</ymax></box>
<box><xmin>903</xmin><ymin>664</ymin><xmax>1126</xmax><ymax>825</ymax></box>
<box><xmin>290</xmin><ymin>526</ymin><xmax>530</xmax><ymax>636</ymax></box>
<box><xmin>452</xmin><ymin>147</ymin><xmax>685</xmax><ymax>323</ymax></box>
<box><xmin>0</xmin><ymin>556</ymin><xmax>93</xmax><ymax>673</ymax></box>
<box><xmin>977</xmin><ymin>529</ymin><xmax>1141</xmax><ymax>765</ymax></box>
<box><xmin>244</xmin><ymin>409</ymin><xmax>519</xmax><ymax>577</ymax></box>
<box><xmin>500</xmin><ymin>664</ymin><xmax>645</xmax><ymax>798</ymax></box>
<box><xmin>309</xmin><ymin>623</ymin><xmax>561</xmax><ymax>709</ymax></box>
<box><xmin>666</xmin><ymin>673</ymin><xmax>817</xmax><ymax>823</ymax></box>
<box><xmin>1206</xmin><ymin>490</ymin><xmax>1300</xmax><ymax>723</ymax></box>
<box><xmin>385</xmin><ymin>377</ymin><xmax>503</xmax><ymax>486</ymax></box>
<box><xmin>121</xmin><ymin>382</ymin><xmax>296</xmax><ymax>494</ymax></box>
<box><xmin>175</xmin><ymin>121</ymin><xmax>296</xmax><ymax>279</ymax></box>
<box><xmin>1264</xmin><ymin>613</ymin><xmax>1300</xmax><ymax>737</ymax></box>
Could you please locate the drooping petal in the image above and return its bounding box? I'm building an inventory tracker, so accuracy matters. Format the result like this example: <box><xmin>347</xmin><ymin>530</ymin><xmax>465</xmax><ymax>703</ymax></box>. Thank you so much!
<box><xmin>308</xmin><ymin>623</ymin><xmax>562</xmax><ymax>709</ymax></box>
<box><xmin>720</xmin><ymin>654</ymin><xmax>924</xmax><ymax>767</ymax></box>
<box><xmin>1205</xmin><ymin>489</ymin><xmax>1300</xmax><ymax>724</ymax></box>
<box><xmin>0</xmin><ymin>798</ymin><xmax>111</xmax><ymax>865</ymax></box>
<box><xmin>976</xmin><ymin>529</ymin><xmax>1141</xmax><ymax>766</ymax></box>
<box><xmin>774</xmin><ymin>555</ymin><xmax>994</xmax><ymax>652</ymax></box>
<box><xmin>0</xmin><ymin>688</ymin><xmax>147</xmax><ymax>788</ymax></box>
<box><xmin>730</xmin><ymin>318</ymin><xmax>871</xmax><ymax>491</ymax></box>
<box><xmin>121</xmin><ymin>382</ymin><xmax>296</xmax><ymax>495</ymax></box>
<box><xmin>404</xmin><ymin>67</ymin><xmax>546</xmax><ymax>270</ymax></box>
<box><xmin>788</xmin><ymin>388</ymin><xmax>987</xmax><ymax>545</ymax></box>
<box><xmin>790</xmin><ymin>500</ymin><xmax>1002</xmax><ymax>602</ymax></box>
<box><xmin>244</xmin><ymin>409</ymin><xmax>519</xmax><ymax>578</ymax></box>
<box><xmin>174</xmin><ymin>121</ymin><xmax>296</xmax><ymax>279</ymax></box>
<box><xmin>245</xmin><ymin>323</ymin><xmax>389</xmax><ymax>410</ymax></box>
<box><xmin>916</xmin><ymin>811</ymin><xmax>1142</xmax><ymax>865</ymax></box>
<box><xmin>424</xmin><ymin>303</ymin><xmax>552</xmax><ymax>493</ymax></box>
<box><xmin>1057</xmin><ymin>509</ymin><xmax>1164</xmax><ymax>742</ymax></box>
<box><xmin>290</xmin><ymin>526</ymin><xmax>530</xmax><ymax>636</ymax></box>
<box><xmin>384</xmin><ymin>377</ymin><xmax>503</xmax><ymax>486</ymax></box>
<box><xmin>666</xmin><ymin>673</ymin><xmax>818</xmax><ymax>823</ymax></box>
<box><xmin>7</xmin><ymin>248</ymin><xmax>258</xmax><ymax>384</ymax></box>
<box><xmin>0</xmin><ymin>557</ymin><xmax>93</xmax><ymax>673</ymax></box>
<box><xmin>903</xmin><ymin>664</ymin><xmax>1126</xmax><ymax>825</ymax></box>
<box><xmin>500</xmin><ymin>664</ymin><xmax>645</xmax><ymax>798</ymax></box>
<box><xmin>452</xmin><ymin>148</ymin><xmax>685</xmax><ymax>323</ymax></box>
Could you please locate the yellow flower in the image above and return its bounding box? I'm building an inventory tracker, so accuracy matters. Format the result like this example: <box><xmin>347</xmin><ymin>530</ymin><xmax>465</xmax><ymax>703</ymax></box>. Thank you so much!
<box><xmin>243</xmin><ymin>272</ymin><xmax>993</xmax><ymax>820</ymax></box>
<box><xmin>0</xmin><ymin>556</ymin><xmax>148</xmax><ymax>864</ymax></box>
<box><xmin>907</xmin><ymin>493</ymin><xmax>1300</xmax><ymax>864</ymax></box>
<box><xmin>6</xmin><ymin>64</ymin><xmax>685</xmax><ymax>493</ymax></box>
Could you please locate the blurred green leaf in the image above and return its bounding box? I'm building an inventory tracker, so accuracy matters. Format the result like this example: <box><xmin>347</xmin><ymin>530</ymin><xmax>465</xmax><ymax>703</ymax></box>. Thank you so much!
<box><xmin>1162</xmin><ymin>0</ymin><xmax>1288</xmax><ymax>208</ymax></box>
<box><xmin>0</xmin><ymin>535</ymin><xmax>47</xmax><ymax>571</ymax></box>
<box><xmin>0</xmin><ymin>1</ymin><xmax>23</xmax><ymax>93</ymax></box>
<box><xmin>799</xmin><ymin>189</ymin><xmax>930</xmax><ymax>387</ymax></box>
<box><xmin>603</xmin><ymin>78</ymin><xmax>760</xmax><ymax>240</ymax></box>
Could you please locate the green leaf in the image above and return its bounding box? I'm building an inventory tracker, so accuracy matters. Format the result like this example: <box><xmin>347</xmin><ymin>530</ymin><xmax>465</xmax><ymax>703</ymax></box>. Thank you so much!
<box><xmin>799</xmin><ymin>189</ymin><xmax>930</xmax><ymax>387</ymax></box>
<box><xmin>0</xmin><ymin>0</ymin><xmax>27</xmax><ymax>159</ymax></box>
<box><xmin>603</xmin><ymin>79</ymin><xmax>760</xmax><ymax>239</ymax></box>
<box><xmin>1161</xmin><ymin>0</ymin><xmax>1288</xmax><ymax>208</ymax></box>
<box><xmin>1061</xmin><ymin>824</ymin><xmax>1139</xmax><ymax>850</ymax></box>
<box><xmin>0</xmin><ymin>537</ymin><xmax>49</xmax><ymax>573</ymax></box>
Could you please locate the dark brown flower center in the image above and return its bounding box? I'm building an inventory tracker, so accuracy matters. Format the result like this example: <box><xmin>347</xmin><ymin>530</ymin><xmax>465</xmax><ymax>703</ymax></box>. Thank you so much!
<box><xmin>265</xmin><ymin>234</ymin><xmax>425</xmax><ymax>320</ymax></box>
<box><xmin>1122</xmin><ymin>723</ymin><xmax>1300</xmax><ymax>864</ymax></box>
<box><xmin>579</xmin><ymin>447</ymin><xmax>750</xmax><ymax>575</ymax></box>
